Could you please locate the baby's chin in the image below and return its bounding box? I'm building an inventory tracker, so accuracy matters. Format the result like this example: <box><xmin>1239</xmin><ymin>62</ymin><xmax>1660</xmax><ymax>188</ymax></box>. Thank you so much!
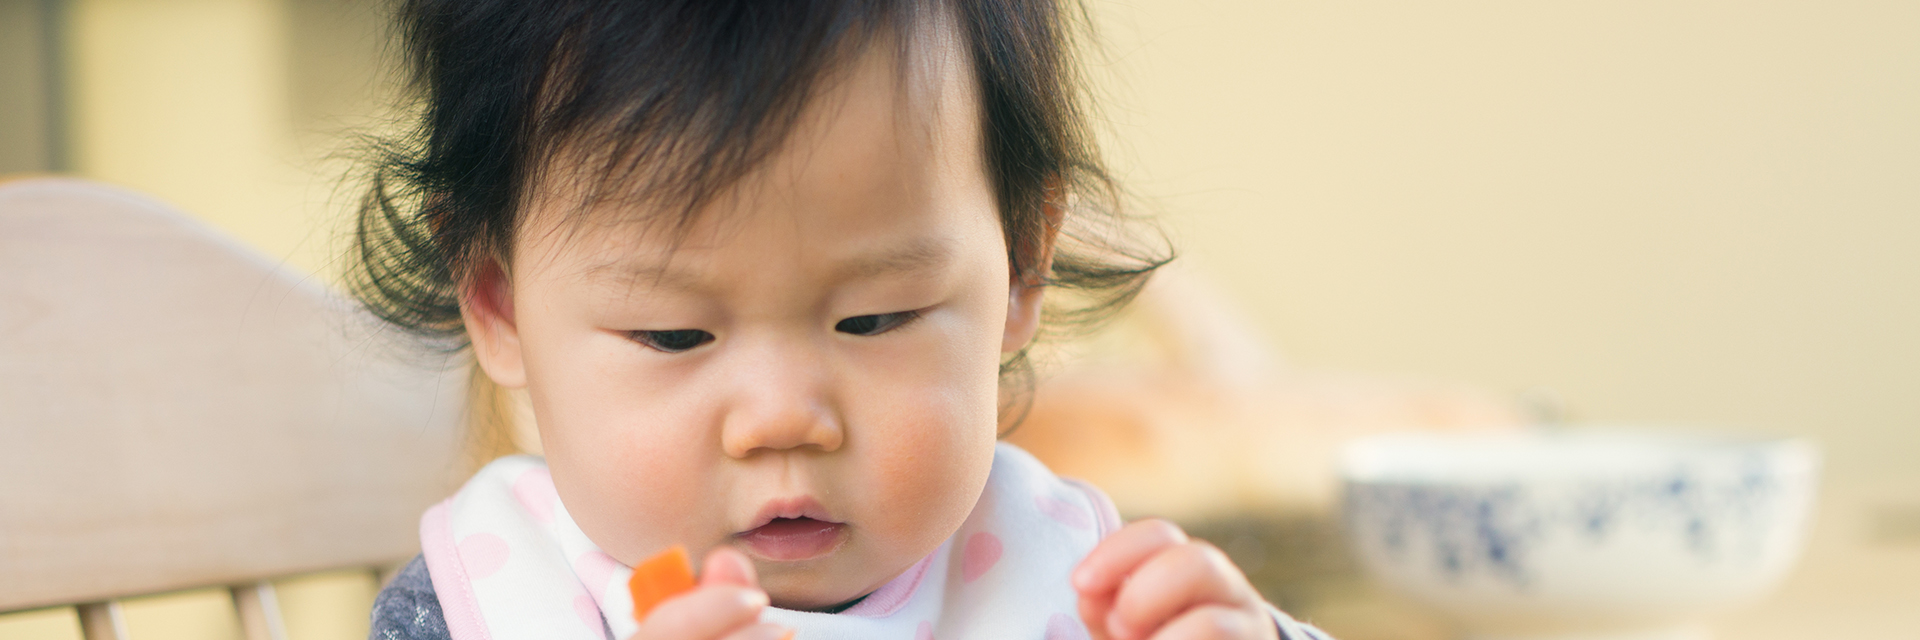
<box><xmin>750</xmin><ymin>544</ymin><xmax>902</xmax><ymax>612</ymax></box>
<box><xmin>761</xmin><ymin>574</ymin><xmax>876</xmax><ymax>612</ymax></box>
<box><xmin>770</xmin><ymin>588</ymin><xmax>872</xmax><ymax>613</ymax></box>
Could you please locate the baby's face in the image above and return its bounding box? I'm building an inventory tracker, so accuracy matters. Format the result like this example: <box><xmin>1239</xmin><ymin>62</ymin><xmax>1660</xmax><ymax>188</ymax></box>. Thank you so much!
<box><xmin>470</xmin><ymin>37</ymin><xmax>1024</xmax><ymax>610</ymax></box>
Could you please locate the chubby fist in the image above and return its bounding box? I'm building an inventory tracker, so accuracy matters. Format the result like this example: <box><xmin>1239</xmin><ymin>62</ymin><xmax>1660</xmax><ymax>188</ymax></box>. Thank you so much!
<box><xmin>1071</xmin><ymin>520</ymin><xmax>1281</xmax><ymax>640</ymax></box>
<box><xmin>634</xmin><ymin>547</ymin><xmax>792</xmax><ymax>640</ymax></box>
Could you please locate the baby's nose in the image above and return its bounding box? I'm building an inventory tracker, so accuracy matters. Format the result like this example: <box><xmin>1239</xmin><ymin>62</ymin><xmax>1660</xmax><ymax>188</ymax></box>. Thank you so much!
<box><xmin>722</xmin><ymin>399</ymin><xmax>843</xmax><ymax>457</ymax></box>
<box><xmin>718</xmin><ymin>347</ymin><xmax>845</xmax><ymax>458</ymax></box>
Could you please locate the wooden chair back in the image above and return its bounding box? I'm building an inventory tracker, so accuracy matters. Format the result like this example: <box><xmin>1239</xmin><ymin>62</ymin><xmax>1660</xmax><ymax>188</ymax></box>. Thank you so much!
<box><xmin>0</xmin><ymin>177</ymin><xmax>465</xmax><ymax>639</ymax></box>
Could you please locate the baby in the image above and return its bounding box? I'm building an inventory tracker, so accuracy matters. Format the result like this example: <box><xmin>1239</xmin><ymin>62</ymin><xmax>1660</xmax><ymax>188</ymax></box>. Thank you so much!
<box><xmin>355</xmin><ymin>1</ymin><xmax>1333</xmax><ymax>639</ymax></box>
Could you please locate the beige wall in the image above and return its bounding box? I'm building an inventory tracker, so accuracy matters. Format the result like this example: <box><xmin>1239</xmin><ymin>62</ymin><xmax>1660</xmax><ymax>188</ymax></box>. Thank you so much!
<box><xmin>52</xmin><ymin>0</ymin><xmax>1918</xmax><ymax>490</ymax></box>
<box><xmin>61</xmin><ymin>0</ymin><xmax>394</xmax><ymax>280</ymax></box>
<box><xmin>1087</xmin><ymin>0</ymin><xmax>1920</xmax><ymax>483</ymax></box>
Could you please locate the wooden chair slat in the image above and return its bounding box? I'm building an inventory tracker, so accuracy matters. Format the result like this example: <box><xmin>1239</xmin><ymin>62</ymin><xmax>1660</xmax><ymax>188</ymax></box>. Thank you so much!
<box><xmin>231</xmin><ymin>582</ymin><xmax>289</xmax><ymax>640</ymax></box>
<box><xmin>74</xmin><ymin>602</ymin><xmax>126</xmax><ymax>640</ymax></box>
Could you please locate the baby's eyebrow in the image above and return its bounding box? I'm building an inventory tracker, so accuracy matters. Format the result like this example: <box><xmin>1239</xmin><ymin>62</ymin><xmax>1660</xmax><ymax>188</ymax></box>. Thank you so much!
<box><xmin>592</xmin><ymin>257</ymin><xmax>705</xmax><ymax>292</ymax></box>
<box><xmin>838</xmin><ymin>237</ymin><xmax>954</xmax><ymax>280</ymax></box>
<box><xmin>590</xmin><ymin>236</ymin><xmax>954</xmax><ymax>291</ymax></box>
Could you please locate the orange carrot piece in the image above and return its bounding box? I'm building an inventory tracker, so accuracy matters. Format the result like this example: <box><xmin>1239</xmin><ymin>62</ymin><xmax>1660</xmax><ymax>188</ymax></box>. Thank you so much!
<box><xmin>629</xmin><ymin>545</ymin><xmax>698</xmax><ymax>622</ymax></box>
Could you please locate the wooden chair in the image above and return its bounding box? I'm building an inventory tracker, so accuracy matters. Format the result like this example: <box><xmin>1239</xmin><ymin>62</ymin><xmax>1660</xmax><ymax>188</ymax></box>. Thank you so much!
<box><xmin>0</xmin><ymin>177</ymin><xmax>465</xmax><ymax>639</ymax></box>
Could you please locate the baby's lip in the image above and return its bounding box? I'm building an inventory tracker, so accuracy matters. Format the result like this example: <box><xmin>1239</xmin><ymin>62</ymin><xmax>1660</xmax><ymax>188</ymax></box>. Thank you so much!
<box><xmin>739</xmin><ymin>495</ymin><xmax>840</xmax><ymax>533</ymax></box>
<box><xmin>729</xmin><ymin>492</ymin><xmax>844</xmax><ymax>557</ymax></box>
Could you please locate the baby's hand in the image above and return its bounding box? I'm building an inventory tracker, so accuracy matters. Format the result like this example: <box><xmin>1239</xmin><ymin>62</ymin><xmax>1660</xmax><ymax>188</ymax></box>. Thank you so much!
<box><xmin>1071</xmin><ymin>520</ymin><xmax>1280</xmax><ymax>640</ymax></box>
<box><xmin>634</xmin><ymin>547</ymin><xmax>792</xmax><ymax>640</ymax></box>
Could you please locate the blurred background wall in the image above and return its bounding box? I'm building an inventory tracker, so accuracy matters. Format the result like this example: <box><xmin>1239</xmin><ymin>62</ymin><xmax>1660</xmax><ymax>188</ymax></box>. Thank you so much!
<box><xmin>1085</xmin><ymin>0</ymin><xmax>1920</xmax><ymax>488</ymax></box>
<box><xmin>7</xmin><ymin>0</ymin><xmax>1910</xmax><ymax>484</ymax></box>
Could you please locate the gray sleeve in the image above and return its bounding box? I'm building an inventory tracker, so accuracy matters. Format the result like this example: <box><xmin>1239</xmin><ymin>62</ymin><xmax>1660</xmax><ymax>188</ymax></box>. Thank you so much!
<box><xmin>369</xmin><ymin>555</ymin><xmax>452</xmax><ymax>640</ymax></box>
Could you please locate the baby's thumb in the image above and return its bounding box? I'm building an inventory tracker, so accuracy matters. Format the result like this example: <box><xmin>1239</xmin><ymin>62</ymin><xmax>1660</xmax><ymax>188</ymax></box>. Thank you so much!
<box><xmin>700</xmin><ymin>545</ymin><xmax>759</xmax><ymax>589</ymax></box>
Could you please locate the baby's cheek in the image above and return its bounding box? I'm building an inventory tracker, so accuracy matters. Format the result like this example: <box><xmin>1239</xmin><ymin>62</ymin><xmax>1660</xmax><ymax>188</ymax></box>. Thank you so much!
<box><xmin>859</xmin><ymin>387</ymin><xmax>997</xmax><ymax>550</ymax></box>
<box><xmin>551</xmin><ymin>402</ymin><xmax>723</xmax><ymax>565</ymax></box>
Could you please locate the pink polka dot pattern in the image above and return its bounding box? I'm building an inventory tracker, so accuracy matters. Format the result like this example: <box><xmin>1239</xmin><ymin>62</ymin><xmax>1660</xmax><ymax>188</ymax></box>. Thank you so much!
<box><xmin>961</xmin><ymin>532</ymin><xmax>1002</xmax><ymax>583</ymax></box>
<box><xmin>458</xmin><ymin>533</ymin><xmax>511</xmax><ymax>580</ymax></box>
<box><xmin>1045</xmin><ymin>613</ymin><xmax>1089</xmax><ymax>640</ymax></box>
<box><xmin>915</xmin><ymin>620</ymin><xmax>935</xmax><ymax>640</ymax></box>
<box><xmin>512</xmin><ymin>468</ymin><xmax>558</xmax><ymax>524</ymax></box>
<box><xmin>574</xmin><ymin>550</ymin><xmax>623</xmax><ymax>597</ymax></box>
<box><xmin>574</xmin><ymin>594</ymin><xmax>608</xmax><ymax>640</ymax></box>
<box><xmin>1035</xmin><ymin>494</ymin><xmax>1092</xmax><ymax>530</ymax></box>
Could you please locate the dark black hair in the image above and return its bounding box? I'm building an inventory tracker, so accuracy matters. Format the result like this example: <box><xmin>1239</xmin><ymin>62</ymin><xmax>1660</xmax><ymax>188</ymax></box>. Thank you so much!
<box><xmin>349</xmin><ymin>0</ymin><xmax>1172</xmax><ymax>428</ymax></box>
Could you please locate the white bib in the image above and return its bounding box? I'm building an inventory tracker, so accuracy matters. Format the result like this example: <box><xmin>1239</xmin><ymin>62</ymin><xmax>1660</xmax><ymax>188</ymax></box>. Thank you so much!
<box><xmin>420</xmin><ymin>443</ymin><xmax>1120</xmax><ymax>640</ymax></box>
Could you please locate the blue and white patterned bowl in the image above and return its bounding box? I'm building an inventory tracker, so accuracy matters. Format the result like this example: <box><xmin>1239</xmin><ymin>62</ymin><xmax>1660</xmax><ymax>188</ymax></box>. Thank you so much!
<box><xmin>1340</xmin><ymin>429</ymin><xmax>1819</xmax><ymax>640</ymax></box>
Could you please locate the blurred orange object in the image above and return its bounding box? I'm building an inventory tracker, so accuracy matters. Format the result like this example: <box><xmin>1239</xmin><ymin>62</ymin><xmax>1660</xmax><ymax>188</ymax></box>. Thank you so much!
<box><xmin>629</xmin><ymin>546</ymin><xmax>697</xmax><ymax>622</ymax></box>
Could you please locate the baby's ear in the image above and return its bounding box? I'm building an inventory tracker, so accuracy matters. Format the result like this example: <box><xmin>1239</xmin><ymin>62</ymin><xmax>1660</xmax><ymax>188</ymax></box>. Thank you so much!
<box><xmin>1003</xmin><ymin>182</ymin><xmax>1066</xmax><ymax>353</ymax></box>
<box><xmin>461</xmin><ymin>258</ymin><xmax>529</xmax><ymax>388</ymax></box>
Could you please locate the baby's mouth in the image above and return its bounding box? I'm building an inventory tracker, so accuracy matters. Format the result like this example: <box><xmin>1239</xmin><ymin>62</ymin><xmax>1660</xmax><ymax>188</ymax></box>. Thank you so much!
<box><xmin>736</xmin><ymin>517</ymin><xmax>846</xmax><ymax>562</ymax></box>
<box><xmin>735</xmin><ymin>496</ymin><xmax>847</xmax><ymax>562</ymax></box>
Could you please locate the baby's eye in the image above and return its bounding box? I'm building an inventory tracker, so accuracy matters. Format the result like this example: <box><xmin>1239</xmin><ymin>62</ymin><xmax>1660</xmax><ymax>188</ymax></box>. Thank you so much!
<box><xmin>835</xmin><ymin>311</ymin><xmax>920</xmax><ymax>336</ymax></box>
<box><xmin>630</xmin><ymin>329</ymin><xmax>715</xmax><ymax>353</ymax></box>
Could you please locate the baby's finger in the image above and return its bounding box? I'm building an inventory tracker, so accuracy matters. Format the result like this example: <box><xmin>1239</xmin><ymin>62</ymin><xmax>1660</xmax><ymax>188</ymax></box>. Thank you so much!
<box><xmin>1145</xmin><ymin>604</ymin><xmax>1272</xmax><ymax>640</ymax></box>
<box><xmin>720</xmin><ymin>622</ymin><xmax>795</xmax><ymax>640</ymax></box>
<box><xmin>636</xmin><ymin>585</ymin><xmax>766</xmax><ymax>640</ymax></box>
<box><xmin>702</xmin><ymin>545</ymin><xmax>759</xmax><ymax>589</ymax></box>
<box><xmin>1079</xmin><ymin>586</ymin><xmax>1116</xmax><ymax>640</ymax></box>
<box><xmin>1108</xmin><ymin>542</ymin><xmax>1254</xmax><ymax>640</ymax></box>
<box><xmin>1072</xmin><ymin>519</ymin><xmax>1188</xmax><ymax>596</ymax></box>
